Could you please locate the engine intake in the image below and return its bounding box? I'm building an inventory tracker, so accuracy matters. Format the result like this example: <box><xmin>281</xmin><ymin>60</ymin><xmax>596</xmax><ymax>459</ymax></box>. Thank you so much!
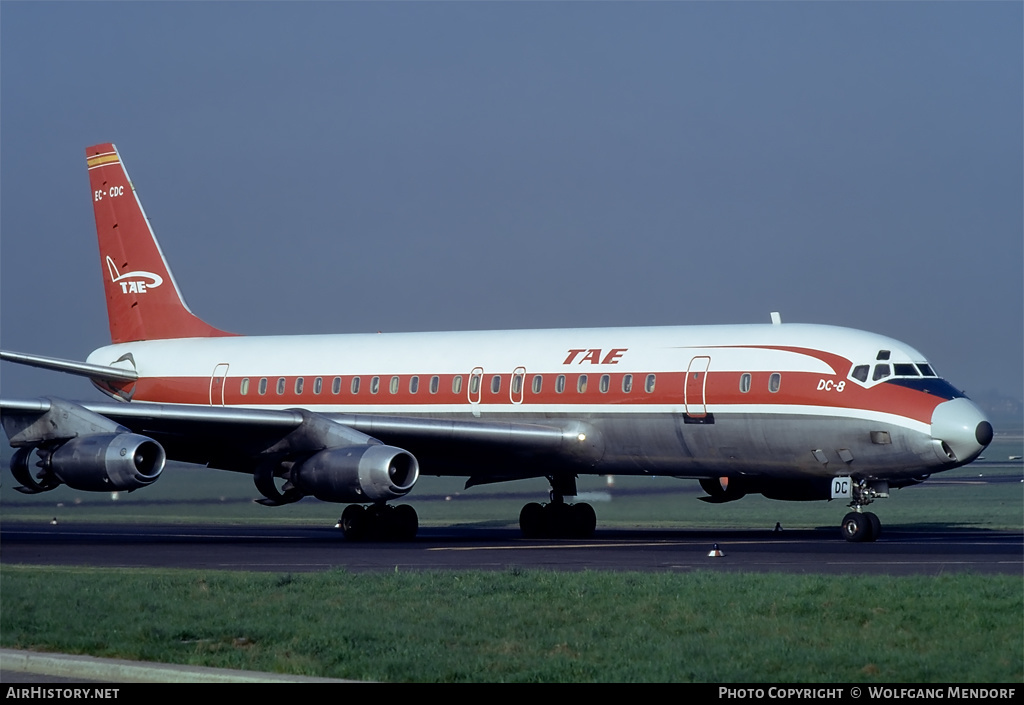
<box><xmin>292</xmin><ymin>444</ymin><xmax>419</xmax><ymax>503</ymax></box>
<box><xmin>49</xmin><ymin>432</ymin><xmax>165</xmax><ymax>491</ymax></box>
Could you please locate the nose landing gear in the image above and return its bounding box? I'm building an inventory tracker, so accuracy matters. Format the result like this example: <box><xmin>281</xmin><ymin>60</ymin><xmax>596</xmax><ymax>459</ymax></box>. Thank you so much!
<box><xmin>841</xmin><ymin>510</ymin><xmax>881</xmax><ymax>542</ymax></box>
<box><xmin>840</xmin><ymin>480</ymin><xmax>885</xmax><ymax>542</ymax></box>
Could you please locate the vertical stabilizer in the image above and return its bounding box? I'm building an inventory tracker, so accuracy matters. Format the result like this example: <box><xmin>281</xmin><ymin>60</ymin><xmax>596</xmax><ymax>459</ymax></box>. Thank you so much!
<box><xmin>86</xmin><ymin>143</ymin><xmax>233</xmax><ymax>343</ymax></box>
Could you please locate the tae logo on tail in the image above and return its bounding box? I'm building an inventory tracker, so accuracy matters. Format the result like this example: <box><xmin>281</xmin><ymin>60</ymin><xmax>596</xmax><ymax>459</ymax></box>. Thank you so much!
<box><xmin>106</xmin><ymin>255</ymin><xmax>163</xmax><ymax>294</ymax></box>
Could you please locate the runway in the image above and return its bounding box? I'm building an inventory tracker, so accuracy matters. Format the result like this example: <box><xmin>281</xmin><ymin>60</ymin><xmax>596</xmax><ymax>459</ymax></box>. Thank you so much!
<box><xmin>1</xmin><ymin>521</ymin><xmax>1020</xmax><ymax>575</ymax></box>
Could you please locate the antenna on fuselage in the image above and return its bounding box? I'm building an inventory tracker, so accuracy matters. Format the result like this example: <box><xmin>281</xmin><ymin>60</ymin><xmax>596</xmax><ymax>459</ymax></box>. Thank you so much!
<box><xmin>770</xmin><ymin>312</ymin><xmax>782</xmax><ymax>325</ymax></box>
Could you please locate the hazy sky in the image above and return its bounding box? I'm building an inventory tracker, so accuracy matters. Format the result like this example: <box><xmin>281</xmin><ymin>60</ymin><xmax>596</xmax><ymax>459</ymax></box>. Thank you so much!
<box><xmin>1</xmin><ymin>1</ymin><xmax>1021</xmax><ymax>403</ymax></box>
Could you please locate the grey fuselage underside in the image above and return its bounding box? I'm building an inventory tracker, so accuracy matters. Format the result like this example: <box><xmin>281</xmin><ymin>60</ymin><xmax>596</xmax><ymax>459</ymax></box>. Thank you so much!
<box><xmin>326</xmin><ymin>410</ymin><xmax>939</xmax><ymax>482</ymax></box>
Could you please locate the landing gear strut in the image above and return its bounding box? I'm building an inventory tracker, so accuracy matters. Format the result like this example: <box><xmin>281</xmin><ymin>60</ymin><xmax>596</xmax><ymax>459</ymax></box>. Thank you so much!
<box><xmin>519</xmin><ymin>474</ymin><xmax>596</xmax><ymax>539</ymax></box>
<box><xmin>840</xmin><ymin>480</ymin><xmax>884</xmax><ymax>542</ymax></box>
<box><xmin>338</xmin><ymin>503</ymin><xmax>418</xmax><ymax>541</ymax></box>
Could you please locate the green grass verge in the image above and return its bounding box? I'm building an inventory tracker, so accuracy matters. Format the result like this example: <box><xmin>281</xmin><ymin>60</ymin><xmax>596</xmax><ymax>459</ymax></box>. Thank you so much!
<box><xmin>3</xmin><ymin>566</ymin><xmax>1022</xmax><ymax>683</ymax></box>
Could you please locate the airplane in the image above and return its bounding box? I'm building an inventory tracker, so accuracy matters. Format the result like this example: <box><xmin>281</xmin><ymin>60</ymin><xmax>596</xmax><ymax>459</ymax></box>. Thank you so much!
<box><xmin>0</xmin><ymin>143</ymin><xmax>994</xmax><ymax>543</ymax></box>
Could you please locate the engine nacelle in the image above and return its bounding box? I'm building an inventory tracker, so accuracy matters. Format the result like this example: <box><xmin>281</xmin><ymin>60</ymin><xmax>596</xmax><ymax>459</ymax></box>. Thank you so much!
<box><xmin>699</xmin><ymin>477</ymin><xmax>748</xmax><ymax>503</ymax></box>
<box><xmin>757</xmin><ymin>478</ymin><xmax>832</xmax><ymax>502</ymax></box>
<box><xmin>292</xmin><ymin>444</ymin><xmax>419</xmax><ymax>503</ymax></box>
<box><xmin>49</xmin><ymin>433</ymin><xmax>166</xmax><ymax>492</ymax></box>
<box><xmin>700</xmin><ymin>476</ymin><xmax>832</xmax><ymax>502</ymax></box>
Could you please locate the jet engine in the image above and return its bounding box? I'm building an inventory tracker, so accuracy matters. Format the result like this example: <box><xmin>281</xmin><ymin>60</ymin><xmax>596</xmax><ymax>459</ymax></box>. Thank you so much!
<box><xmin>698</xmin><ymin>477</ymin><xmax>747</xmax><ymax>503</ymax></box>
<box><xmin>12</xmin><ymin>432</ymin><xmax>165</xmax><ymax>493</ymax></box>
<box><xmin>291</xmin><ymin>444</ymin><xmax>419</xmax><ymax>503</ymax></box>
<box><xmin>699</xmin><ymin>476</ymin><xmax>831</xmax><ymax>503</ymax></box>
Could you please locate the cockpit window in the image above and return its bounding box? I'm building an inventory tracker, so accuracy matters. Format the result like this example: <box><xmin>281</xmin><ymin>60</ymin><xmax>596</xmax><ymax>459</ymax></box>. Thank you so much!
<box><xmin>851</xmin><ymin>365</ymin><xmax>869</xmax><ymax>383</ymax></box>
<box><xmin>872</xmin><ymin>364</ymin><xmax>891</xmax><ymax>381</ymax></box>
<box><xmin>894</xmin><ymin>363</ymin><xmax>919</xmax><ymax>377</ymax></box>
<box><xmin>917</xmin><ymin>363</ymin><xmax>936</xmax><ymax>377</ymax></box>
<box><xmin>876</xmin><ymin>350</ymin><xmax>891</xmax><ymax>361</ymax></box>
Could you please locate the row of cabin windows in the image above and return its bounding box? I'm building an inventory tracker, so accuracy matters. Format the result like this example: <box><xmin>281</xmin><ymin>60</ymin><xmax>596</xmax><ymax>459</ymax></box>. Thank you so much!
<box><xmin>239</xmin><ymin>372</ymin><xmax>788</xmax><ymax>397</ymax></box>
<box><xmin>238</xmin><ymin>373</ymin><xmax>661</xmax><ymax>397</ymax></box>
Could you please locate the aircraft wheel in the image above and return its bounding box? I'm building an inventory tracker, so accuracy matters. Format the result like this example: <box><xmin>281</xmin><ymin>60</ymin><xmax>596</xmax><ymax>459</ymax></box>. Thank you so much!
<box><xmin>520</xmin><ymin>502</ymin><xmax>546</xmax><ymax>538</ymax></box>
<box><xmin>865</xmin><ymin>512</ymin><xmax>882</xmax><ymax>541</ymax></box>
<box><xmin>392</xmin><ymin>504</ymin><xmax>419</xmax><ymax>541</ymax></box>
<box><xmin>840</xmin><ymin>512</ymin><xmax>874</xmax><ymax>543</ymax></box>
<box><xmin>341</xmin><ymin>504</ymin><xmax>366</xmax><ymax>540</ymax></box>
<box><xmin>545</xmin><ymin>502</ymin><xmax>573</xmax><ymax>538</ymax></box>
<box><xmin>571</xmin><ymin>503</ymin><xmax>597</xmax><ymax>538</ymax></box>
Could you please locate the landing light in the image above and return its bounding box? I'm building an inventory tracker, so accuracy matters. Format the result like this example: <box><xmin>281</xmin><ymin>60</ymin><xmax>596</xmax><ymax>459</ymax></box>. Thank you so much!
<box><xmin>577</xmin><ymin>433</ymin><xmax>587</xmax><ymax>442</ymax></box>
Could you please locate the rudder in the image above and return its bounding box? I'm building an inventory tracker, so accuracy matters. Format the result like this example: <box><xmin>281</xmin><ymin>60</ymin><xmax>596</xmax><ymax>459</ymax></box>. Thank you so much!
<box><xmin>87</xmin><ymin>143</ymin><xmax>233</xmax><ymax>343</ymax></box>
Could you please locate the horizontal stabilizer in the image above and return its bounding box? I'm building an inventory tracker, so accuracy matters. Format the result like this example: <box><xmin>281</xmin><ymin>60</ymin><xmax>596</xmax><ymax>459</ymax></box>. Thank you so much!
<box><xmin>0</xmin><ymin>350</ymin><xmax>138</xmax><ymax>382</ymax></box>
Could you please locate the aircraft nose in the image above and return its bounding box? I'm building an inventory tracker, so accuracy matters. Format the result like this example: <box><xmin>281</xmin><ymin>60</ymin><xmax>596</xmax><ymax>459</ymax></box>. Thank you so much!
<box><xmin>930</xmin><ymin>398</ymin><xmax>993</xmax><ymax>465</ymax></box>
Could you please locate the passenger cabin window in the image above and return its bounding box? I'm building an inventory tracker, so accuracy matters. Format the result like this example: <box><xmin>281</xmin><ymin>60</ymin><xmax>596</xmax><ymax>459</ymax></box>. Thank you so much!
<box><xmin>410</xmin><ymin>376</ymin><xmax>419</xmax><ymax>394</ymax></box>
<box><xmin>276</xmin><ymin>377</ymin><xmax>286</xmax><ymax>395</ymax></box>
<box><xmin>370</xmin><ymin>376</ymin><xmax>380</xmax><ymax>394</ymax></box>
<box><xmin>294</xmin><ymin>377</ymin><xmax>304</xmax><ymax>395</ymax></box>
<box><xmin>332</xmin><ymin>377</ymin><xmax>342</xmax><ymax>394</ymax></box>
<box><xmin>240</xmin><ymin>378</ymin><xmax>250</xmax><ymax>396</ymax></box>
<box><xmin>351</xmin><ymin>376</ymin><xmax>360</xmax><ymax>394</ymax></box>
<box><xmin>511</xmin><ymin>374</ymin><xmax>523</xmax><ymax>395</ymax></box>
<box><xmin>532</xmin><ymin>375</ymin><xmax>543</xmax><ymax>394</ymax></box>
<box><xmin>622</xmin><ymin>374</ymin><xmax>633</xmax><ymax>393</ymax></box>
<box><xmin>491</xmin><ymin>375</ymin><xmax>501</xmax><ymax>394</ymax></box>
<box><xmin>851</xmin><ymin>365</ymin><xmax>869</xmax><ymax>383</ymax></box>
<box><xmin>389</xmin><ymin>376</ymin><xmax>399</xmax><ymax>394</ymax></box>
<box><xmin>768</xmin><ymin>373</ymin><xmax>781</xmax><ymax>393</ymax></box>
<box><xmin>469</xmin><ymin>374</ymin><xmax>481</xmax><ymax>395</ymax></box>
<box><xmin>872</xmin><ymin>364</ymin><xmax>891</xmax><ymax>381</ymax></box>
<box><xmin>429</xmin><ymin>376</ymin><xmax>439</xmax><ymax>394</ymax></box>
<box><xmin>258</xmin><ymin>378</ymin><xmax>268</xmax><ymax>395</ymax></box>
<box><xmin>739</xmin><ymin>373</ymin><xmax>751</xmax><ymax>393</ymax></box>
<box><xmin>599</xmin><ymin>374</ymin><xmax>610</xmax><ymax>393</ymax></box>
<box><xmin>452</xmin><ymin>375</ymin><xmax>463</xmax><ymax>394</ymax></box>
<box><xmin>555</xmin><ymin>375</ymin><xmax>566</xmax><ymax>394</ymax></box>
<box><xmin>645</xmin><ymin>374</ymin><xmax>656</xmax><ymax>393</ymax></box>
<box><xmin>577</xmin><ymin>375</ymin><xmax>588</xmax><ymax>393</ymax></box>
<box><xmin>313</xmin><ymin>377</ymin><xmax>323</xmax><ymax>395</ymax></box>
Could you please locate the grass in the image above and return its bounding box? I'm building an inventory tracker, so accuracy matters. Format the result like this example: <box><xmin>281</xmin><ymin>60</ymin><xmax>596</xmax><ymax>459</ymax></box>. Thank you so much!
<box><xmin>2</xmin><ymin>566</ymin><xmax>1021</xmax><ymax>682</ymax></box>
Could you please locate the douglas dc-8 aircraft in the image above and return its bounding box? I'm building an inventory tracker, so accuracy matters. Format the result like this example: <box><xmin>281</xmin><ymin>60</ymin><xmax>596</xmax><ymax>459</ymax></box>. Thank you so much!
<box><xmin>0</xmin><ymin>143</ymin><xmax>993</xmax><ymax>542</ymax></box>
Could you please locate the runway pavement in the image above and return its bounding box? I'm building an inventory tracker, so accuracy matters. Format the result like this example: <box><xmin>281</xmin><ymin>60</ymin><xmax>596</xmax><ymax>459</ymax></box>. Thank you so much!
<box><xmin>1</xmin><ymin>521</ymin><xmax>1020</xmax><ymax>575</ymax></box>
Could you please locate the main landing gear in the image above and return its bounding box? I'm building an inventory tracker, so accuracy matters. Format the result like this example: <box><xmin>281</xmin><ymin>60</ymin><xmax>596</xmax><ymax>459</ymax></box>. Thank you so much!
<box><xmin>338</xmin><ymin>503</ymin><xmax>418</xmax><ymax>541</ymax></box>
<box><xmin>840</xmin><ymin>480</ymin><xmax>885</xmax><ymax>542</ymax></box>
<box><xmin>519</xmin><ymin>474</ymin><xmax>597</xmax><ymax>539</ymax></box>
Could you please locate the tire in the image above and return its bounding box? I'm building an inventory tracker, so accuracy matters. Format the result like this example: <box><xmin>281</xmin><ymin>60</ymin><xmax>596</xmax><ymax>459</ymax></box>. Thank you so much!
<box><xmin>520</xmin><ymin>502</ymin><xmax>546</xmax><ymax>538</ymax></box>
<box><xmin>341</xmin><ymin>504</ymin><xmax>366</xmax><ymax>540</ymax></box>
<box><xmin>571</xmin><ymin>503</ymin><xmax>597</xmax><ymax>538</ymax></box>
<box><xmin>392</xmin><ymin>504</ymin><xmax>419</xmax><ymax>541</ymax></box>
<box><xmin>865</xmin><ymin>512</ymin><xmax>881</xmax><ymax>541</ymax></box>
<box><xmin>840</xmin><ymin>512</ymin><xmax>872</xmax><ymax>542</ymax></box>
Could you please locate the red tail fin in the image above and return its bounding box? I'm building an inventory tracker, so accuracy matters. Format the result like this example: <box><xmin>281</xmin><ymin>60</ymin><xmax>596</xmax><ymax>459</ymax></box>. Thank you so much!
<box><xmin>87</xmin><ymin>143</ymin><xmax>233</xmax><ymax>343</ymax></box>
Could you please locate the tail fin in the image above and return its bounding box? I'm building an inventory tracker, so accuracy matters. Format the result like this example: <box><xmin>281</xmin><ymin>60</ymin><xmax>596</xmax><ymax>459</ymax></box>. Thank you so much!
<box><xmin>86</xmin><ymin>143</ymin><xmax>233</xmax><ymax>343</ymax></box>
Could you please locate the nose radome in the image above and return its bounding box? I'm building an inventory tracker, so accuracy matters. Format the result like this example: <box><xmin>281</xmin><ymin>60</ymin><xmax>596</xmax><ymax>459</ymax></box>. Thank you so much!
<box><xmin>931</xmin><ymin>398</ymin><xmax>993</xmax><ymax>465</ymax></box>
